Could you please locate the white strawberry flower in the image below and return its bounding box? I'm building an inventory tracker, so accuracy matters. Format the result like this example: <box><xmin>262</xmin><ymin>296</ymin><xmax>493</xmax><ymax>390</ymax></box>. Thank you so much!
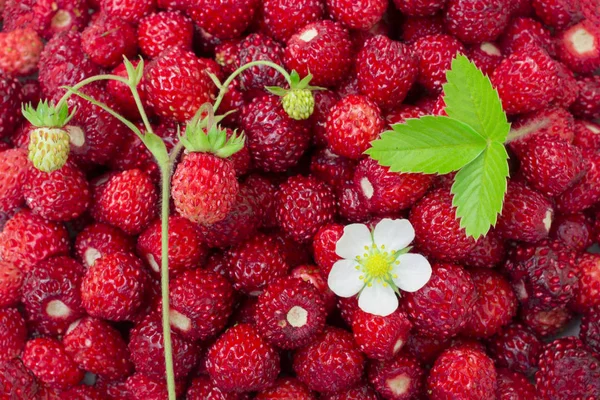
<box><xmin>328</xmin><ymin>218</ymin><xmax>432</xmax><ymax>317</ymax></box>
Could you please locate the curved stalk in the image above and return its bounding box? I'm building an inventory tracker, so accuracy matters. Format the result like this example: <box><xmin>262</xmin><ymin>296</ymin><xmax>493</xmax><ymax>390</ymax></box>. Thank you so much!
<box><xmin>55</xmin><ymin>74</ymin><xmax>129</xmax><ymax>110</ymax></box>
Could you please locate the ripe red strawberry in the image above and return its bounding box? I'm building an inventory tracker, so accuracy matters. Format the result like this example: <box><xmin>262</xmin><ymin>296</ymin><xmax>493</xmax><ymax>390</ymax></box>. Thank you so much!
<box><xmin>313</xmin><ymin>93</ymin><xmax>343</xmax><ymax>147</ymax></box>
<box><xmin>487</xmin><ymin>323</ymin><xmax>543</xmax><ymax>376</ymax></box>
<box><xmin>0</xmin><ymin>359</ymin><xmax>39</xmax><ymax>400</ymax></box>
<box><xmin>520</xmin><ymin>306</ymin><xmax>573</xmax><ymax>337</ymax></box>
<box><xmin>0</xmin><ymin>77</ymin><xmax>22</xmax><ymax>139</ymax></box>
<box><xmin>459</xmin><ymin>231</ymin><xmax>506</xmax><ymax>268</ymax></box>
<box><xmin>463</xmin><ymin>269</ymin><xmax>517</xmax><ymax>338</ymax></box>
<box><xmin>574</xmin><ymin>119</ymin><xmax>600</xmax><ymax>150</ymax></box>
<box><xmin>262</xmin><ymin>0</ymin><xmax>325</xmax><ymax>43</ymax></box>
<box><xmin>571</xmin><ymin>75</ymin><xmax>600</xmax><ymax>119</ymax></box>
<box><xmin>393</xmin><ymin>0</ymin><xmax>445</xmax><ymax>16</ymax></box>
<box><xmin>290</xmin><ymin>265</ymin><xmax>337</xmax><ymax>314</ymax></box>
<box><xmin>495</xmin><ymin>182</ymin><xmax>553</xmax><ymax>243</ymax></box>
<box><xmin>22</xmin><ymin>256</ymin><xmax>85</xmax><ymax>336</ymax></box>
<box><xmin>310</xmin><ymin>148</ymin><xmax>356</xmax><ymax>188</ymax></box>
<box><xmin>294</xmin><ymin>327</ymin><xmax>365</xmax><ymax>393</ymax></box>
<box><xmin>188</xmin><ymin>0</ymin><xmax>259</xmax><ymax>40</ymax></box>
<box><xmin>325</xmin><ymin>95</ymin><xmax>384</xmax><ymax>159</ymax></box>
<box><xmin>145</xmin><ymin>47</ymin><xmax>216</xmax><ymax>122</ymax></box>
<box><xmin>186</xmin><ymin>376</ymin><xmax>248</xmax><ymax>400</ymax></box>
<box><xmin>555</xmin><ymin>150</ymin><xmax>600</xmax><ymax>213</ymax></box>
<box><xmin>63</xmin><ymin>317</ymin><xmax>132</xmax><ymax>380</ymax></box>
<box><xmin>255</xmin><ymin>377</ymin><xmax>315</xmax><ymax>400</ymax></box>
<box><xmin>580</xmin><ymin>307</ymin><xmax>600</xmax><ymax>353</ymax></box>
<box><xmin>556</xmin><ymin>20</ymin><xmax>600</xmax><ymax>75</ymax></box>
<box><xmin>74</xmin><ymin>223</ymin><xmax>134</xmax><ymax>268</ymax></box>
<box><xmin>572</xmin><ymin>253</ymin><xmax>600</xmax><ymax>312</ymax></box>
<box><xmin>0</xmin><ymin>260</ymin><xmax>23</xmax><ymax>308</ymax></box>
<box><xmin>100</xmin><ymin>0</ymin><xmax>154</xmax><ymax>22</ymax></box>
<box><xmin>444</xmin><ymin>0</ymin><xmax>511</xmax><ymax>44</ymax></box>
<box><xmin>256</xmin><ymin>276</ymin><xmax>326</xmax><ymax>349</ymax></box>
<box><xmin>129</xmin><ymin>313</ymin><xmax>199</xmax><ymax>381</ymax></box>
<box><xmin>535</xmin><ymin>338</ymin><xmax>600</xmax><ymax>399</ymax></box>
<box><xmin>91</xmin><ymin>169</ymin><xmax>157</xmax><ymax>235</ymax></box>
<box><xmin>207</xmin><ymin>323</ymin><xmax>280</xmax><ymax>393</ymax></box>
<box><xmin>0</xmin><ymin>308</ymin><xmax>26</xmax><ymax>362</ymax></box>
<box><xmin>337</xmin><ymin>295</ymin><xmax>360</xmax><ymax>326</ymax></box>
<box><xmin>312</xmin><ymin>223</ymin><xmax>343</xmax><ymax>276</ymax></box>
<box><xmin>337</xmin><ymin>180</ymin><xmax>373</xmax><ymax>223</ymax></box>
<box><xmin>23</xmin><ymin>161</ymin><xmax>90</xmax><ymax>221</ymax></box>
<box><xmin>368</xmin><ymin>354</ymin><xmax>425</xmax><ymax>400</ymax></box>
<box><xmin>385</xmin><ymin>104</ymin><xmax>427</xmax><ymax>126</ymax></box>
<box><xmin>276</xmin><ymin>175</ymin><xmax>336</xmax><ymax>242</ymax></box>
<box><xmin>554</xmin><ymin>61</ymin><xmax>579</xmax><ymax>108</ymax></box>
<box><xmin>284</xmin><ymin>20</ymin><xmax>353</xmax><ymax>87</ymax></box>
<box><xmin>215</xmin><ymin>40</ymin><xmax>241</xmax><ymax>75</ymax></box>
<box><xmin>226</xmin><ymin>233</ymin><xmax>289</xmax><ymax>295</ymax></box>
<box><xmin>427</xmin><ymin>345</ymin><xmax>497</xmax><ymax>399</ymax></box>
<box><xmin>321</xmin><ymin>383</ymin><xmax>380</xmax><ymax>400</ymax></box>
<box><xmin>241</xmin><ymin>95</ymin><xmax>311</xmax><ymax>172</ymax></box>
<box><xmin>0</xmin><ymin>148</ymin><xmax>27</xmax><ymax>213</ymax></box>
<box><xmin>327</xmin><ymin>0</ymin><xmax>386</xmax><ymax>30</ymax></box>
<box><xmin>466</xmin><ymin>42</ymin><xmax>503</xmax><ymax>76</ymax></box>
<box><xmin>352</xmin><ymin>309</ymin><xmax>412</xmax><ymax>360</ymax></box>
<box><xmin>81</xmin><ymin>252</ymin><xmax>148</xmax><ymax>321</ymax></box>
<box><xmin>500</xmin><ymin>17</ymin><xmax>555</xmax><ymax>56</ymax></box>
<box><xmin>519</xmin><ymin>139</ymin><xmax>588</xmax><ymax>196</ymax></box>
<box><xmin>30</xmin><ymin>0</ymin><xmax>91</xmax><ymax>40</ymax></box>
<box><xmin>22</xmin><ymin>337</ymin><xmax>83</xmax><ymax>389</ymax></box>
<box><xmin>531</xmin><ymin>0</ymin><xmax>583</xmax><ymax>30</ymax></box>
<box><xmin>496</xmin><ymin>368</ymin><xmax>536</xmax><ymax>399</ymax></box>
<box><xmin>137</xmin><ymin>11</ymin><xmax>193</xmax><ymax>58</ymax></box>
<box><xmin>0</xmin><ymin>28</ymin><xmax>43</xmax><ymax>77</ymax></box>
<box><xmin>234</xmin><ymin>33</ymin><xmax>286</xmax><ymax>91</ymax></box>
<box><xmin>414</xmin><ymin>34</ymin><xmax>465</xmax><ymax>94</ymax></box>
<box><xmin>126</xmin><ymin>373</ymin><xmax>186</xmax><ymax>400</ymax></box>
<box><xmin>492</xmin><ymin>45</ymin><xmax>559</xmax><ymax>115</ymax></box>
<box><xmin>400</xmin><ymin>13</ymin><xmax>445</xmax><ymax>43</ymax></box>
<box><xmin>0</xmin><ymin>210</ymin><xmax>69</xmax><ymax>272</ymax></box>
<box><xmin>137</xmin><ymin>216</ymin><xmax>207</xmax><ymax>277</ymax></box>
<box><xmin>81</xmin><ymin>13</ymin><xmax>137</xmax><ymax>69</ymax></box>
<box><xmin>168</xmin><ymin>268</ymin><xmax>234</xmax><ymax>341</ymax></box>
<box><xmin>404</xmin><ymin>263</ymin><xmax>477</xmax><ymax>339</ymax></box>
<box><xmin>550</xmin><ymin>212</ymin><xmax>593</xmax><ymax>251</ymax></box>
<box><xmin>409</xmin><ymin>188</ymin><xmax>476</xmax><ymax>262</ymax></box>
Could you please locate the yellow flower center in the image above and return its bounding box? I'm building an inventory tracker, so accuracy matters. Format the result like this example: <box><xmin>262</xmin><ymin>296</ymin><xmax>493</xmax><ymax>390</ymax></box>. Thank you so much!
<box><xmin>356</xmin><ymin>244</ymin><xmax>400</xmax><ymax>288</ymax></box>
<box><xmin>364</xmin><ymin>253</ymin><xmax>391</xmax><ymax>279</ymax></box>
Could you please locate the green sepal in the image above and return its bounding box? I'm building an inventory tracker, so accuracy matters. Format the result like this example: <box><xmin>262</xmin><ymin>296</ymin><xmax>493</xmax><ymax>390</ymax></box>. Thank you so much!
<box><xmin>265</xmin><ymin>86</ymin><xmax>289</xmax><ymax>96</ymax></box>
<box><xmin>206</xmin><ymin>71</ymin><xmax>223</xmax><ymax>89</ymax></box>
<box><xmin>142</xmin><ymin>132</ymin><xmax>169</xmax><ymax>165</ymax></box>
<box><xmin>22</xmin><ymin>101</ymin><xmax>76</xmax><ymax>128</ymax></box>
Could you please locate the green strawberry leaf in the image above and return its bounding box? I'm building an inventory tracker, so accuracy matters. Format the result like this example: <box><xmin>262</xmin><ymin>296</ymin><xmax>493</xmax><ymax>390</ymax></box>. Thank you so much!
<box><xmin>366</xmin><ymin>116</ymin><xmax>487</xmax><ymax>174</ymax></box>
<box><xmin>451</xmin><ymin>141</ymin><xmax>509</xmax><ymax>239</ymax></box>
<box><xmin>443</xmin><ymin>54</ymin><xmax>510</xmax><ymax>143</ymax></box>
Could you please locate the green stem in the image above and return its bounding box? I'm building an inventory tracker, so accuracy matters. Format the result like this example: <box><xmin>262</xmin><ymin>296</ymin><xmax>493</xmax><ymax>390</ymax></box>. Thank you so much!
<box><xmin>56</xmin><ymin>74</ymin><xmax>129</xmax><ymax>110</ymax></box>
<box><xmin>129</xmin><ymin>82</ymin><xmax>155</xmax><ymax>136</ymax></box>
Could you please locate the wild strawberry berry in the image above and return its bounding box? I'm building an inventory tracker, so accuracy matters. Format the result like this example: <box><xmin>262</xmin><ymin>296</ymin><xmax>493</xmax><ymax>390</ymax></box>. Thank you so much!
<box><xmin>137</xmin><ymin>216</ymin><xmax>207</xmax><ymax>277</ymax></box>
<box><xmin>554</xmin><ymin>61</ymin><xmax>580</xmax><ymax>108</ymax></box>
<box><xmin>0</xmin><ymin>358</ymin><xmax>38</xmax><ymax>400</ymax></box>
<box><xmin>327</xmin><ymin>0</ymin><xmax>387</xmax><ymax>30</ymax></box>
<box><xmin>290</xmin><ymin>265</ymin><xmax>337</xmax><ymax>314</ymax></box>
<box><xmin>235</xmin><ymin>33</ymin><xmax>286</xmax><ymax>91</ymax></box>
<box><xmin>572</xmin><ymin>253</ymin><xmax>600</xmax><ymax>312</ymax></box>
<box><xmin>496</xmin><ymin>368</ymin><xmax>537</xmax><ymax>399</ymax></box>
<box><xmin>226</xmin><ymin>233</ymin><xmax>289</xmax><ymax>295</ymax></box>
<box><xmin>459</xmin><ymin>231</ymin><xmax>506</xmax><ymax>268</ymax></box>
<box><xmin>0</xmin><ymin>210</ymin><xmax>69</xmax><ymax>272</ymax></box>
<box><xmin>580</xmin><ymin>307</ymin><xmax>600</xmax><ymax>353</ymax></box>
<box><xmin>310</xmin><ymin>148</ymin><xmax>356</xmax><ymax>189</ymax></box>
<box><xmin>337</xmin><ymin>295</ymin><xmax>360</xmax><ymax>325</ymax></box>
<box><xmin>555</xmin><ymin>150</ymin><xmax>600</xmax><ymax>213</ymax></box>
<box><xmin>282</xmin><ymin>88</ymin><xmax>315</xmax><ymax>120</ymax></box>
<box><xmin>207</xmin><ymin>323</ymin><xmax>280</xmax><ymax>393</ymax></box>
<box><xmin>400</xmin><ymin>13</ymin><xmax>445</xmax><ymax>43</ymax></box>
<box><xmin>312</xmin><ymin>223</ymin><xmax>344</xmax><ymax>275</ymax></box>
<box><xmin>186</xmin><ymin>376</ymin><xmax>248</xmax><ymax>400</ymax></box>
<box><xmin>500</xmin><ymin>17</ymin><xmax>555</xmax><ymax>56</ymax></box>
<box><xmin>262</xmin><ymin>0</ymin><xmax>325</xmax><ymax>43</ymax></box>
<box><xmin>531</xmin><ymin>0</ymin><xmax>583</xmax><ymax>30</ymax></box>
<box><xmin>23</xmin><ymin>161</ymin><xmax>90</xmax><ymax>221</ymax></box>
<box><xmin>444</xmin><ymin>0</ymin><xmax>511</xmax><ymax>44</ymax></box>
<box><xmin>325</xmin><ymin>95</ymin><xmax>384</xmax><ymax>159</ymax></box>
<box><xmin>188</xmin><ymin>0</ymin><xmax>259</xmax><ymax>40</ymax></box>
<box><xmin>520</xmin><ymin>306</ymin><xmax>573</xmax><ymax>337</ymax></box>
<box><xmin>0</xmin><ymin>28</ymin><xmax>43</xmax><ymax>77</ymax></box>
<box><xmin>492</xmin><ymin>45</ymin><xmax>559</xmax><ymax>115</ymax></box>
<box><xmin>337</xmin><ymin>180</ymin><xmax>373</xmax><ymax>223</ymax></box>
<box><xmin>276</xmin><ymin>175</ymin><xmax>336</xmax><ymax>242</ymax></box>
<box><xmin>294</xmin><ymin>327</ymin><xmax>365</xmax><ymax>393</ymax></box>
<box><xmin>404</xmin><ymin>263</ymin><xmax>477</xmax><ymax>339</ymax></box>
<box><xmin>137</xmin><ymin>11</ymin><xmax>193</xmax><ymax>59</ymax></box>
<box><xmin>550</xmin><ymin>212</ymin><xmax>594</xmax><ymax>251</ymax></box>
<box><xmin>368</xmin><ymin>354</ymin><xmax>425</xmax><ymax>400</ymax></box>
<box><xmin>91</xmin><ymin>169</ymin><xmax>158</xmax><ymax>235</ymax></box>
<box><xmin>571</xmin><ymin>75</ymin><xmax>600</xmax><ymax>119</ymax></box>
<box><xmin>352</xmin><ymin>309</ymin><xmax>412</xmax><ymax>360</ymax></box>
<box><xmin>353</xmin><ymin>157</ymin><xmax>433</xmax><ymax>215</ymax></box>
<box><xmin>321</xmin><ymin>383</ymin><xmax>379</xmax><ymax>400</ymax></box>
<box><xmin>0</xmin><ymin>260</ymin><xmax>23</xmax><ymax>308</ymax></box>
<box><xmin>427</xmin><ymin>345</ymin><xmax>497</xmax><ymax>399</ymax></box>
<box><xmin>81</xmin><ymin>14</ymin><xmax>137</xmax><ymax>69</ymax></box>
<box><xmin>81</xmin><ymin>252</ymin><xmax>148</xmax><ymax>321</ymax></box>
<box><xmin>256</xmin><ymin>277</ymin><xmax>326</xmax><ymax>349</ymax></box>
<box><xmin>414</xmin><ymin>34</ymin><xmax>465</xmax><ymax>94</ymax></box>
<box><xmin>393</xmin><ymin>0</ymin><xmax>446</xmax><ymax>16</ymax></box>
<box><xmin>536</xmin><ymin>338</ymin><xmax>600</xmax><ymax>399</ymax></box>
<box><xmin>168</xmin><ymin>268</ymin><xmax>234</xmax><ymax>341</ymax></box>
<box><xmin>74</xmin><ymin>223</ymin><xmax>134</xmax><ymax>268</ymax></box>
<box><xmin>0</xmin><ymin>308</ymin><xmax>26</xmax><ymax>362</ymax></box>
<box><xmin>463</xmin><ymin>269</ymin><xmax>517</xmax><ymax>338</ymax></box>
<box><xmin>22</xmin><ymin>337</ymin><xmax>84</xmax><ymax>390</ymax></box>
<box><xmin>145</xmin><ymin>47</ymin><xmax>216</xmax><ymax>122</ymax></box>
<box><xmin>356</xmin><ymin>35</ymin><xmax>418</xmax><ymax>109</ymax></box>
<box><xmin>63</xmin><ymin>317</ymin><xmax>132</xmax><ymax>380</ymax></box>
<box><xmin>100</xmin><ymin>0</ymin><xmax>155</xmax><ymax>22</ymax></box>
<box><xmin>285</xmin><ymin>20</ymin><xmax>353</xmax><ymax>87</ymax></box>
<box><xmin>129</xmin><ymin>314</ymin><xmax>199</xmax><ymax>381</ymax></box>
<box><xmin>255</xmin><ymin>377</ymin><xmax>316</xmax><ymax>400</ymax></box>
<box><xmin>30</xmin><ymin>0</ymin><xmax>91</xmax><ymax>40</ymax></box>
<box><xmin>0</xmin><ymin>148</ymin><xmax>28</xmax><ymax>213</ymax></box>
<box><xmin>574</xmin><ymin>119</ymin><xmax>600</xmax><ymax>150</ymax></box>
<box><xmin>495</xmin><ymin>182</ymin><xmax>553</xmax><ymax>243</ymax></box>
<box><xmin>126</xmin><ymin>373</ymin><xmax>186</xmax><ymax>400</ymax></box>
<box><xmin>0</xmin><ymin>77</ymin><xmax>21</xmax><ymax>139</ymax></box>
<box><xmin>466</xmin><ymin>42</ymin><xmax>503</xmax><ymax>76</ymax></box>
<box><xmin>487</xmin><ymin>323</ymin><xmax>543</xmax><ymax>376</ymax></box>
<box><xmin>27</xmin><ymin>127</ymin><xmax>71</xmax><ymax>173</ymax></box>
<box><xmin>556</xmin><ymin>20</ymin><xmax>600</xmax><ymax>75</ymax></box>
<box><xmin>409</xmin><ymin>188</ymin><xmax>476</xmax><ymax>262</ymax></box>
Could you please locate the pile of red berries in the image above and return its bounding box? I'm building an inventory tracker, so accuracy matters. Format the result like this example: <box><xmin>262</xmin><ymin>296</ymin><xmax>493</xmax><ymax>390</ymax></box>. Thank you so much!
<box><xmin>1</xmin><ymin>0</ymin><xmax>600</xmax><ymax>399</ymax></box>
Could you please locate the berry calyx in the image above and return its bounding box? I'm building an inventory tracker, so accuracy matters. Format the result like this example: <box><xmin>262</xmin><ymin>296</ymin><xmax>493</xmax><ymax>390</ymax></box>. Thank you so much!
<box><xmin>266</xmin><ymin>70</ymin><xmax>323</xmax><ymax>120</ymax></box>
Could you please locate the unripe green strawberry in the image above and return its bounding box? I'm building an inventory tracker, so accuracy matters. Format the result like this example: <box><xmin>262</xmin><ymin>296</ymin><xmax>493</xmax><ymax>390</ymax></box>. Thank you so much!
<box><xmin>28</xmin><ymin>128</ymin><xmax>70</xmax><ymax>173</ymax></box>
<box><xmin>283</xmin><ymin>89</ymin><xmax>315</xmax><ymax>120</ymax></box>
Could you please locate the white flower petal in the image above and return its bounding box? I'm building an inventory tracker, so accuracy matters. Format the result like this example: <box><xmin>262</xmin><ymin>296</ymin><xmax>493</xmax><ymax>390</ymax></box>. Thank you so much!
<box><xmin>335</xmin><ymin>223</ymin><xmax>373</xmax><ymax>260</ymax></box>
<box><xmin>358</xmin><ymin>282</ymin><xmax>398</xmax><ymax>317</ymax></box>
<box><xmin>328</xmin><ymin>259</ymin><xmax>364</xmax><ymax>298</ymax></box>
<box><xmin>373</xmin><ymin>218</ymin><xmax>415</xmax><ymax>253</ymax></box>
<box><xmin>391</xmin><ymin>253</ymin><xmax>432</xmax><ymax>293</ymax></box>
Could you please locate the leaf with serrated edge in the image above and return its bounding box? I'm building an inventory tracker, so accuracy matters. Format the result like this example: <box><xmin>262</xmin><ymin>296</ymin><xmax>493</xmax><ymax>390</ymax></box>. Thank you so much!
<box><xmin>366</xmin><ymin>116</ymin><xmax>487</xmax><ymax>174</ymax></box>
<box><xmin>451</xmin><ymin>141</ymin><xmax>509</xmax><ymax>239</ymax></box>
<box><xmin>443</xmin><ymin>54</ymin><xmax>510</xmax><ymax>143</ymax></box>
